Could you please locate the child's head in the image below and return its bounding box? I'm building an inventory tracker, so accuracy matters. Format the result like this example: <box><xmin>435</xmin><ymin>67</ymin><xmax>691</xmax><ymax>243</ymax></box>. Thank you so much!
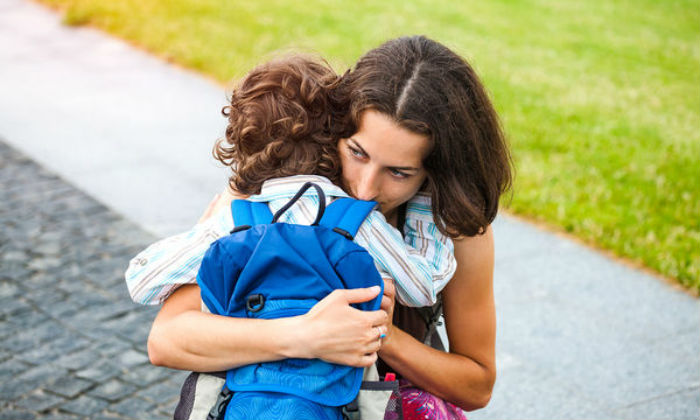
<box><xmin>214</xmin><ymin>55</ymin><xmax>342</xmax><ymax>195</ymax></box>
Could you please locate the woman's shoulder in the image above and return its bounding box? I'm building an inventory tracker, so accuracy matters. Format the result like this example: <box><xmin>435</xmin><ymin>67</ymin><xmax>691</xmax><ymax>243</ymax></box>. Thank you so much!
<box><xmin>447</xmin><ymin>225</ymin><xmax>494</xmax><ymax>290</ymax></box>
<box><xmin>452</xmin><ymin>225</ymin><xmax>493</xmax><ymax>258</ymax></box>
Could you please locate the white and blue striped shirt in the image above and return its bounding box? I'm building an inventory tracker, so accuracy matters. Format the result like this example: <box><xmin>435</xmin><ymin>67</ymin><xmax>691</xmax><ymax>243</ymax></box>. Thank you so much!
<box><xmin>125</xmin><ymin>175</ymin><xmax>456</xmax><ymax>307</ymax></box>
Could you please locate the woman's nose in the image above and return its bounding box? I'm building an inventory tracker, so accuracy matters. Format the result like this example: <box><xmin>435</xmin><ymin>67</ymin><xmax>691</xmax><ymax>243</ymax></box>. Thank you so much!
<box><xmin>355</xmin><ymin>170</ymin><xmax>379</xmax><ymax>201</ymax></box>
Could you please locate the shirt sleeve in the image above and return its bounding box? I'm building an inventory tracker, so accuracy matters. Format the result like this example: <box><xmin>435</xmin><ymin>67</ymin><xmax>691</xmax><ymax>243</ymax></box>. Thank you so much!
<box><xmin>402</xmin><ymin>193</ymin><xmax>456</xmax><ymax>296</ymax></box>
<box><xmin>353</xmin><ymin>197</ymin><xmax>456</xmax><ymax>307</ymax></box>
<box><xmin>124</xmin><ymin>207</ymin><xmax>232</xmax><ymax>305</ymax></box>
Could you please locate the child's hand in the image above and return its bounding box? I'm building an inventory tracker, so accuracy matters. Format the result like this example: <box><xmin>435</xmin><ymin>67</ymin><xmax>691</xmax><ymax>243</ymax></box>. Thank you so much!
<box><xmin>197</xmin><ymin>187</ymin><xmax>245</xmax><ymax>224</ymax></box>
<box><xmin>198</xmin><ymin>193</ymin><xmax>222</xmax><ymax>224</ymax></box>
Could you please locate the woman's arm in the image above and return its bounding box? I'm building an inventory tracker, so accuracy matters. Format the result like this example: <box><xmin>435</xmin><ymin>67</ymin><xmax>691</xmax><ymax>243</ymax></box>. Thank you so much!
<box><xmin>377</xmin><ymin>226</ymin><xmax>497</xmax><ymax>411</ymax></box>
<box><xmin>147</xmin><ymin>283</ymin><xmax>389</xmax><ymax>372</ymax></box>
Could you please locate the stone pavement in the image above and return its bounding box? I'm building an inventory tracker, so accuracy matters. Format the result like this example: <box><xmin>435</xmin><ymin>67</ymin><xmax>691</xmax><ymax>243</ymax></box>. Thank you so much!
<box><xmin>1</xmin><ymin>0</ymin><xmax>699</xmax><ymax>419</ymax></box>
<box><xmin>0</xmin><ymin>141</ymin><xmax>188</xmax><ymax>419</ymax></box>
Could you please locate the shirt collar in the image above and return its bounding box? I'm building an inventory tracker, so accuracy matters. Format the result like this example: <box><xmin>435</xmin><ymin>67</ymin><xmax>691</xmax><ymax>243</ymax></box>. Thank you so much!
<box><xmin>248</xmin><ymin>175</ymin><xmax>350</xmax><ymax>202</ymax></box>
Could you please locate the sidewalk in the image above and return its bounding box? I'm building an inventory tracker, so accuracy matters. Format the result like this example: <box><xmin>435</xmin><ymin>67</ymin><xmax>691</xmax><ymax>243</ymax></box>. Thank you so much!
<box><xmin>1</xmin><ymin>0</ymin><xmax>698</xmax><ymax>419</ymax></box>
<box><xmin>1</xmin><ymin>141</ymin><xmax>186</xmax><ymax>419</ymax></box>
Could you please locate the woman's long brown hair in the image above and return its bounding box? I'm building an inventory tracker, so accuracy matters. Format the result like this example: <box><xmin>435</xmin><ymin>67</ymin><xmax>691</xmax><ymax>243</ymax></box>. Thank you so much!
<box><xmin>330</xmin><ymin>36</ymin><xmax>513</xmax><ymax>237</ymax></box>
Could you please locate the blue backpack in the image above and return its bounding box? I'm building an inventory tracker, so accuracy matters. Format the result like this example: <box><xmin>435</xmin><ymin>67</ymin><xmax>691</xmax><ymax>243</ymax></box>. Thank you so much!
<box><xmin>196</xmin><ymin>182</ymin><xmax>384</xmax><ymax>420</ymax></box>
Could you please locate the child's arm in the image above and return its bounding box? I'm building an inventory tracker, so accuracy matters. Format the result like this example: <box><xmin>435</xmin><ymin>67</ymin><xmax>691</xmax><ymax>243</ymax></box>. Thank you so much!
<box><xmin>354</xmin><ymin>194</ymin><xmax>456</xmax><ymax>307</ymax></box>
<box><xmin>125</xmin><ymin>207</ymin><xmax>232</xmax><ymax>305</ymax></box>
<box><xmin>402</xmin><ymin>192</ymin><xmax>456</xmax><ymax>295</ymax></box>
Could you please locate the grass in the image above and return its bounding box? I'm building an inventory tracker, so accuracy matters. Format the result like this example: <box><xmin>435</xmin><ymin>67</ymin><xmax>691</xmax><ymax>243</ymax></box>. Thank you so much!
<box><xmin>38</xmin><ymin>0</ymin><xmax>700</xmax><ymax>292</ymax></box>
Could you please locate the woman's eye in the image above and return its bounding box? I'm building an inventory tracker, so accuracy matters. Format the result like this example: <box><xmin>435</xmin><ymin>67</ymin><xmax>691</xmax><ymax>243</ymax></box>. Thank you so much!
<box><xmin>350</xmin><ymin>147</ymin><xmax>364</xmax><ymax>158</ymax></box>
<box><xmin>389</xmin><ymin>169</ymin><xmax>409</xmax><ymax>178</ymax></box>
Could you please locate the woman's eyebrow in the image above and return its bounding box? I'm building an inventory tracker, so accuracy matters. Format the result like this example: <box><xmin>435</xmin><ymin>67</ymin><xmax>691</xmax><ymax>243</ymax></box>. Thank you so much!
<box><xmin>389</xmin><ymin>165</ymin><xmax>420</xmax><ymax>172</ymax></box>
<box><xmin>348</xmin><ymin>137</ymin><xmax>366</xmax><ymax>154</ymax></box>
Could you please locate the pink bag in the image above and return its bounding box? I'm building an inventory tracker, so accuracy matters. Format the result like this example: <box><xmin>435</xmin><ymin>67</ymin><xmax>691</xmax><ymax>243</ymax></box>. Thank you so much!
<box><xmin>396</xmin><ymin>380</ymin><xmax>468</xmax><ymax>420</ymax></box>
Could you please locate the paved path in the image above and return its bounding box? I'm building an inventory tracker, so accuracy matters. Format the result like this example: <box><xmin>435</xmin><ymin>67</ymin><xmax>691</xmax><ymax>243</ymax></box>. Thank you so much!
<box><xmin>0</xmin><ymin>0</ymin><xmax>229</xmax><ymax>238</ymax></box>
<box><xmin>1</xmin><ymin>141</ymin><xmax>187</xmax><ymax>419</ymax></box>
<box><xmin>1</xmin><ymin>0</ymin><xmax>698</xmax><ymax>419</ymax></box>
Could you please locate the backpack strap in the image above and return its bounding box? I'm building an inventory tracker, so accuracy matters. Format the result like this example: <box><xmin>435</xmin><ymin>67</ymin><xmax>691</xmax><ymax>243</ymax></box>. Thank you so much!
<box><xmin>319</xmin><ymin>198</ymin><xmax>377</xmax><ymax>240</ymax></box>
<box><xmin>230</xmin><ymin>200</ymin><xmax>273</xmax><ymax>233</ymax></box>
<box><xmin>271</xmin><ymin>182</ymin><xmax>327</xmax><ymax>226</ymax></box>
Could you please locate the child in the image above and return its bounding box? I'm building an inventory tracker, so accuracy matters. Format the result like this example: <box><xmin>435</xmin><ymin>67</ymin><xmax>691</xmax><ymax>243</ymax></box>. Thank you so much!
<box><xmin>125</xmin><ymin>55</ymin><xmax>455</xmax><ymax>311</ymax></box>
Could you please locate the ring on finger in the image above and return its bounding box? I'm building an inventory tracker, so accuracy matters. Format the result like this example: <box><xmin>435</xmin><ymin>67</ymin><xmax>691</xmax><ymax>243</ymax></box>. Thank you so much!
<box><xmin>377</xmin><ymin>326</ymin><xmax>386</xmax><ymax>340</ymax></box>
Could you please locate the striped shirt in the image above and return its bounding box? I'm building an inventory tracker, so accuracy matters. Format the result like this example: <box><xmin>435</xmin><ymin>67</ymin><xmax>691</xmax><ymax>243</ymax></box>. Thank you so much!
<box><xmin>125</xmin><ymin>175</ymin><xmax>456</xmax><ymax>307</ymax></box>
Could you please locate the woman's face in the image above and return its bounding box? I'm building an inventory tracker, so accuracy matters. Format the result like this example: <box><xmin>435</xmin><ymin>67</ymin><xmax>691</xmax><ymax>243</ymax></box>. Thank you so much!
<box><xmin>339</xmin><ymin>109</ymin><xmax>432</xmax><ymax>221</ymax></box>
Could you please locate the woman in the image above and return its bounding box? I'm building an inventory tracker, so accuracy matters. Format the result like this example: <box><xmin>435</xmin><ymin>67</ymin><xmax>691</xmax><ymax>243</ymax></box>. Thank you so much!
<box><xmin>147</xmin><ymin>35</ymin><xmax>512</xmax><ymax>413</ymax></box>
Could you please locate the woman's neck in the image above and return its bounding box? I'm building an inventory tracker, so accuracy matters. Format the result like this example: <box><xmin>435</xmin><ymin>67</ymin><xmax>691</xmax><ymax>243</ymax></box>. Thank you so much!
<box><xmin>383</xmin><ymin>209</ymin><xmax>398</xmax><ymax>228</ymax></box>
<box><xmin>382</xmin><ymin>208</ymin><xmax>399</xmax><ymax>227</ymax></box>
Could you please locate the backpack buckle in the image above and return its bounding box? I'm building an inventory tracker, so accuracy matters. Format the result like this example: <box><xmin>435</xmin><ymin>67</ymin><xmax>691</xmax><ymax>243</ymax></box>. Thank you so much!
<box><xmin>332</xmin><ymin>227</ymin><xmax>354</xmax><ymax>240</ymax></box>
<box><xmin>341</xmin><ymin>395</ymin><xmax>360</xmax><ymax>420</ymax></box>
<box><xmin>246</xmin><ymin>294</ymin><xmax>265</xmax><ymax>313</ymax></box>
<box><xmin>207</xmin><ymin>387</ymin><xmax>233</xmax><ymax>420</ymax></box>
<box><xmin>230</xmin><ymin>225</ymin><xmax>251</xmax><ymax>234</ymax></box>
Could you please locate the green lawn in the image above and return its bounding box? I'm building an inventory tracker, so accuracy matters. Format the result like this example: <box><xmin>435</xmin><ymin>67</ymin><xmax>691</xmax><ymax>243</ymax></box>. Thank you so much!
<box><xmin>40</xmin><ymin>0</ymin><xmax>700</xmax><ymax>292</ymax></box>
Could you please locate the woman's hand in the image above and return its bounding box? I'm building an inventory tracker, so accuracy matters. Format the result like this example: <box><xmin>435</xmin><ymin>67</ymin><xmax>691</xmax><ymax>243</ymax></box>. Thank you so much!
<box><xmin>379</xmin><ymin>277</ymin><xmax>397</xmax><ymax>346</ymax></box>
<box><xmin>296</xmin><ymin>286</ymin><xmax>388</xmax><ymax>367</ymax></box>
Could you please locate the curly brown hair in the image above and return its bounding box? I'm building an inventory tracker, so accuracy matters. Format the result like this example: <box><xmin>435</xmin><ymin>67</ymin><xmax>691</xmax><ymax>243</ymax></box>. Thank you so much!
<box><xmin>214</xmin><ymin>55</ymin><xmax>342</xmax><ymax>195</ymax></box>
